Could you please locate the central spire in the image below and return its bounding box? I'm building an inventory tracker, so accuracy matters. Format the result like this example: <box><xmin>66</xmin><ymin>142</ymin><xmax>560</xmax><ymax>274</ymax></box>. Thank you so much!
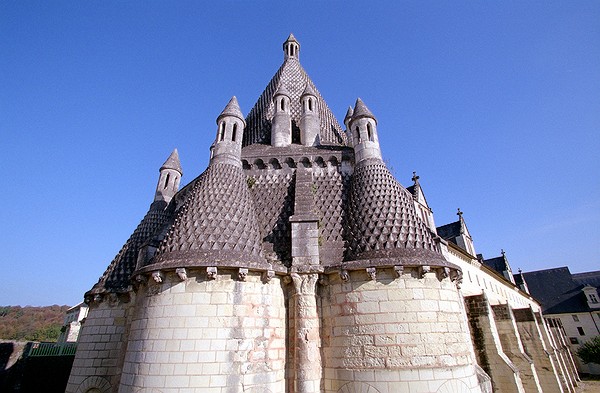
<box><xmin>283</xmin><ymin>33</ymin><xmax>300</xmax><ymax>60</ymax></box>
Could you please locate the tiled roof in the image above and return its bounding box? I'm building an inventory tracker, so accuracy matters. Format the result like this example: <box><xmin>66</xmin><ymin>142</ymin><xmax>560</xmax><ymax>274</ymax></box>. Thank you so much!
<box><xmin>151</xmin><ymin>162</ymin><xmax>267</xmax><ymax>269</ymax></box>
<box><xmin>345</xmin><ymin>159</ymin><xmax>444</xmax><ymax>264</ymax></box>
<box><xmin>523</xmin><ymin>267</ymin><xmax>597</xmax><ymax>314</ymax></box>
<box><xmin>482</xmin><ymin>256</ymin><xmax>508</xmax><ymax>275</ymax></box>
<box><xmin>88</xmin><ymin>201</ymin><xmax>173</xmax><ymax>294</ymax></box>
<box><xmin>243</xmin><ymin>57</ymin><xmax>346</xmax><ymax>147</ymax></box>
<box><xmin>436</xmin><ymin>221</ymin><xmax>461</xmax><ymax>244</ymax></box>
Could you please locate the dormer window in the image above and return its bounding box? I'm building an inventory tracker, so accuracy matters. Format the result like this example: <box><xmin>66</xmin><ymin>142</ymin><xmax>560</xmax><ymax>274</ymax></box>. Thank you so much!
<box><xmin>590</xmin><ymin>294</ymin><xmax>598</xmax><ymax>303</ymax></box>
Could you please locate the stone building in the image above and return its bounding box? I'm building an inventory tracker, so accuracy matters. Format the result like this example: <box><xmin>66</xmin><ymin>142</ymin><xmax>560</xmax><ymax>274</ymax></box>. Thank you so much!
<box><xmin>520</xmin><ymin>267</ymin><xmax>600</xmax><ymax>376</ymax></box>
<box><xmin>67</xmin><ymin>35</ymin><xmax>578</xmax><ymax>393</ymax></box>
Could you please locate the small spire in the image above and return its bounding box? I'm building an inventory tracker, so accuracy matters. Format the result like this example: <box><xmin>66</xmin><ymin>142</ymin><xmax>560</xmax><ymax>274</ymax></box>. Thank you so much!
<box><xmin>301</xmin><ymin>82</ymin><xmax>317</xmax><ymax>98</ymax></box>
<box><xmin>274</xmin><ymin>84</ymin><xmax>291</xmax><ymax>98</ymax></box>
<box><xmin>161</xmin><ymin>148</ymin><xmax>182</xmax><ymax>175</ymax></box>
<box><xmin>344</xmin><ymin>106</ymin><xmax>354</xmax><ymax>123</ymax></box>
<box><xmin>283</xmin><ymin>33</ymin><xmax>300</xmax><ymax>59</ymax></box>
<box><xmin>218</xmin><ymin>96</ymin><xmax>245</xmax><ymax>124</ymax></box>
<box><xmin>412</xmin><ymin>171</ymin><xmax>420</xmax><ymax>185</ymax></box>
<box><xmin>352</xmin><ymin>98</ymin><xmax>377</xmax><ymax>124</ymax></box>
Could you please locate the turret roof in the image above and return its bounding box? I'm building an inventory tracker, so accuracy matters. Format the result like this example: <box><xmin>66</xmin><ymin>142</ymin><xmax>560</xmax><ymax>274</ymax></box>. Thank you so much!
<box><xmin>148</xmin><ymin>163</ymin><xmax>268</xmax><ymax>270</ymax></box>
<box><xmin>160</xmin><ymin>148</ymin><xmax>182</xmax><ymax>174</ymax></box>
<box><xmin>301</xmin><ymin>82</ymin><xmax>317</xmax><ymax>98</ymax></box>
<box><xmin>217</xmin><ymin>96</ymin><xmax>245</xmax><ymax>123</ymax></box>
<box><xmin>352</xmin><ymin>98</ymin><xmax>377</xmax><ymax>123</ymax></box>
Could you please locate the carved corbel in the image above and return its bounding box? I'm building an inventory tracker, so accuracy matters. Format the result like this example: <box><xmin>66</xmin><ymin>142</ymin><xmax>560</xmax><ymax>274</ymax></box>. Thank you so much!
<box><xmin>394</xmin><ymin>265</ymin><xmax>404</xmax><ymax>277</ymax></box>
<box><xmin>263</xmin><ymin>270</ymin><xmax>275</xmax><ymax>282</ymax></box>
<box><xmin>441</xmin><ymin>267</ymin><xmax>451</xmax><ymax>279</ymax></box>
<box><xmin>339</xmin><ymin>269</ymin><xmax>350</xmax><ymax>282</ymax></box>
<box><xmin>93</xmin><ymin>294</ymin><xmax>103</xmax><ymax>303</ymax></box>
<box><xmin>283</xmin><ymin>275</ymin><xmax>292</xmax><ymax>285</ymax></box>
<box><xmin>152</xmin><ymin>271</ymin><xmax>164</xmax><ymax>283</ymax></box>
<box><xmin>418</xmin><ymin>265</ymin><xmax>431</xmax><ymax>278</ymax></box>
<box><xmin>176</xmin><ymin>268</ymin><xmax>188</xmax><ymax>281</ymax></box>
<box><xmin>135</xmin><ymin>274</ymin><xmax>147</xmax><ymax>284</ymax></box>
<box><xmin>366</xmin><ymin>267</ymin><xmax>377</xmax><ymax>281</ymax></box>
<box><xmin>238</xmin><ymin>268</ymin><xmax>248</xmax><ymax>281</ymax></box>
<box><xmin>207</xmin><ymin>266</ymin><xmax>217</xmax><ymax>280</ymax></box>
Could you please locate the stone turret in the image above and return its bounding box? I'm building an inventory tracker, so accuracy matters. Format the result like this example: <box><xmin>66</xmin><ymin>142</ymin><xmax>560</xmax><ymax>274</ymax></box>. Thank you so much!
<box><xmin>154</xmin><ymin>149</ymin><xmax>182</xmax><ymax>204</ymax></box>
<box><xmin>283</xmin><ymin>33</ymin><xmax>300</xmax><ymax>60</ymax></box>
<box><xmin>211</xmin><ymin>96</ymin><xmax>245</xmax><ymax>167</ymax></box>
<box><xmin>349</xmin><ymin>98</ymin><xmax>382</xmax><ymax>163</ymax></box>
<box><xmin>271</xmin><ymin>85</ymin><xmax>292</xmax><ymax>147</ymax></box>
<box><xmin>299</xmin><ymin>83</ymin><xmax>320</xmax><ymax>146</ymax></box>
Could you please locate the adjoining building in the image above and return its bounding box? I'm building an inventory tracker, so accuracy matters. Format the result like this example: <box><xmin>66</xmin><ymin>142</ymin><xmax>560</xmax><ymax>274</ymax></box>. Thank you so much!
<box><xmin>66</xmin><ymin>35</ymin><xmax>579</xmax><ymax>393</ymax></box>
<box><xmin>520</xmin><ymin>267</ymin><xmax>600</xmax><ymax>375</ymax></box>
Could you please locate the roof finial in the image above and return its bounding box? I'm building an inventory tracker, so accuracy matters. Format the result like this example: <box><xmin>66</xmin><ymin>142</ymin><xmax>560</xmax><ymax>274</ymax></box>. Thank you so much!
<box><xmin>501</xmin><ymin>249</ymin><xmax>506</xmax><ymax>256</ymax></box>
<box><xmin>457</xmin><ymin>208</ymin><xmax>463</xmax><ymax>218</ymax></box>
<box><xmin>283</xmin><ymin>33</ymin><xmax>300</xmax><ymax>60</ymax></box>
<box><xmin>412</xmin><ymin>171</ymin><xmax>420</xmax><ymax>185</ymax></box>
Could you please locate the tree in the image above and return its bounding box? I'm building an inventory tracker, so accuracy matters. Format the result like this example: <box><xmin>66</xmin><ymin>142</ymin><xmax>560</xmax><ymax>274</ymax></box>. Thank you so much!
<box><xmin>577</xmin><ymin>335</ymin><xmax>600</xmax><ymax>365</ymax></box>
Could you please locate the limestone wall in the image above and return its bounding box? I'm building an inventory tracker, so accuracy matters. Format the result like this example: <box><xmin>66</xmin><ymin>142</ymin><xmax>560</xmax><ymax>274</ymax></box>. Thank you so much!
<box><xmin>321</xmin><ymin>267</ymin><xmax>481</xmax><ymax>393</ymax></box>
<box><xmin>117</xmin><ymin>268</ymin><xmax>286</xmax><ymax>393</ymax></box>
<box><xmin>66</xmin><ymin>296</ymin><xmax>133</xmax><ymax>393</ymax></box>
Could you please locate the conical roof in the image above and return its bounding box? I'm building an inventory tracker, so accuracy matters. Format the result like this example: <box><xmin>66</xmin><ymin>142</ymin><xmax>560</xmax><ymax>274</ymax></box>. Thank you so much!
<box><xmin>217</xmin><ymin>96</ymin><xmax>245</xmax><ymax>123</ymax></box>
<box><xmin>352</xmin><ymin>98</ymin><xmax>377</xmax><ymax>123</ymax></box>
<box><xmin>345</xmin><ymin>160</ymin><xmax>445</xmax><ymax>265</ymax></box>
<box><xmin>344</xmin><ymin>106</ymin><xmax>354</xmax><ymax>123</ymax></box>
<box><xmin>148</xmin><ymin>162</ymin><xmax>267</xmax><ymax>270</ymax></box>
<box><xmin>88</xmin><ymin>201</ymin><xmax>173</xmax><ymax>294</ymax></box>
<box><xmin>301</xmin><ymin>82</ymin><xmax>317</xmax><ymax>98</ymax></box>
<box><xmin>160</xmin><ymin>148</ymin><xmax>182</xmax><ymax>174</ymax></box>
<box><xmin>243</xmin><ymin>41</ymin><xmax>346</xmax><ymax>146</ymax></box>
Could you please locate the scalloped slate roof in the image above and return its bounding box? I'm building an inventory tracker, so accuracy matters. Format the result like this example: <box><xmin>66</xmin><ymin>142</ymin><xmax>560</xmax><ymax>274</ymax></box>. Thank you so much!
<box><xmin>243</xmin><ymin>57</ymin><xmax>347</xmax><ymax>147</ymax></box>
<box><xmin>346</xmin><ymin>159</ymin><xmax>441</xmax><ymax>262</ymax></box>
<box><xmin>88</xmin><ymin>201</ymin><xmax>172</xmax><ymax>294</ymax></box>
<box><xmin>151</xmin><ymin>163</ymin><xmax>266</xmax><ymax>268</ymax></box>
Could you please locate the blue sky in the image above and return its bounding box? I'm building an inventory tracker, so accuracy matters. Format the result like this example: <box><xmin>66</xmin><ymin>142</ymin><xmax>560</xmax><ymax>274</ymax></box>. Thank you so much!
<box><xmin>1</xmin><ymin>1</ymin><xmax>599</xmax><ymax>306</ymax></box>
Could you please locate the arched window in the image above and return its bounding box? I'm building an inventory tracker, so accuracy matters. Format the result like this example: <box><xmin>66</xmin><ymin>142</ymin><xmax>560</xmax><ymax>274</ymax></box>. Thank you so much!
<box><xmin>308</xmin><ymin>98</ymin><xmax>312</xmax><ymax>111</ymax></box>
<box><xmin>164</xmin><ymin>173</ymin><xmax>170</xmax><ymax>189</ymax></box>
<box><xmin>219</xmin><ymin>122</ymin><xmax>225</xmax><ymax>141</ymax></box>
<box><xmin>367</xmin><ymin>123</ymin><xmax>373</xmax><ymax>141</ymax></box>
<box><xmin>280</xmin><ymin>98</ymin><xmax>285</xmax><ymax>111</ymax></box>
<box><xmin>232</xmin><ymin>123</ymin><xmax>237</xmax><ymax>142</ymax></box>
<box><xmin>355</xmin><ymin>126</ymin><xmax>361</xmax><ymax>143</ymax></box>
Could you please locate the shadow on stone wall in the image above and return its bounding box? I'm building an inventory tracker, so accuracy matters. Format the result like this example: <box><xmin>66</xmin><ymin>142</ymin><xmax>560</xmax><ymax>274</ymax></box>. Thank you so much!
<box><xmin>0</xmin><ymin>341</ymin><xmax>74</xmax><ymax>393</ymax></box>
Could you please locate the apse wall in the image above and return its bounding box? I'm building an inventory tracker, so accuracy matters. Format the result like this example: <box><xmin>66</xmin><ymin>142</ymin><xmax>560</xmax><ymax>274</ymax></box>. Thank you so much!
<box><xmin>321</xmin><ymin>267</ymin><xmax>482</xmax><ymax>393</ymax></box>
<box><xmin>117</xmin><ymin>268</ymin><xmax>286</xmax><ymax>393</ymax></box>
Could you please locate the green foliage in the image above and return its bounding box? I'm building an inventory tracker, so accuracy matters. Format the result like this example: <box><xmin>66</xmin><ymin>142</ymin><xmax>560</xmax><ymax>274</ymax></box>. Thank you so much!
<box><xmin>0</xmin><ymin>305</ymin><xmax>69</xmax><ymax>342</ymax></box>
<box><xmin>577</xmin><ymin>335</ymin><xmax>600</xmax><ymax>365</ymax></box>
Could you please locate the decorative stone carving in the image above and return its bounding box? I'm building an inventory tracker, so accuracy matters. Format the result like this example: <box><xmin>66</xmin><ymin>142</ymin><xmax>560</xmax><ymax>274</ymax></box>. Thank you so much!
<box><xmin>263</xmin><ymin>270</ymin><xmax>275</xmax><ymax>282</ymax></box>
<box><xmin>238</xmin><ymin>268</ymin><xmax>248</xmax><ymax>281</ymax></box>
<box><xmin>394</xmin><ymin>265</ymin><xmax>404</xmax><ymax>277</ymax></box>
<box><xmin>339</xmin><ymin>269</ymin><xmax>350</xmax><ymax>282</ymax></box>
<box><xmin>366</xmin><ymin>267</ymin><xmax>377</xmax><ymax>280</ymax></box>
<box><xmin>441</xmin><ymin>266</ymin><xmax>451</xmax><ymax>279</ymax></box>
<box><xmin>93</xmin><ymin>294</ymin><xmax>102</xmax><ymax>303</ymax></box>
<box><xmin>419</xmin><ymin>265</ymin><xmax>431</xmax><ymax>278</ymax></box>
<box><xmin>134</xmin><ymin>274</ymin><xmax>146</xmax><ymax>284</ymax></box>
<box><xmin>151</xmin><ymin>271</ymin><xmax>163</xmax><ymax>283</ymax></box>
<box><xmin>175</xmin><ymin>268</ymin><xmax>187</xmax><ymax>281</ymax></box>
<box><xmin>206</xmin><ymin>266</ymin><xmax>217</xmax><ymax>280</ymax></box>
<box><xmin>283</xmin><ymin>275</ymin><xmax>292</xmax><ymax>284</ymax></box>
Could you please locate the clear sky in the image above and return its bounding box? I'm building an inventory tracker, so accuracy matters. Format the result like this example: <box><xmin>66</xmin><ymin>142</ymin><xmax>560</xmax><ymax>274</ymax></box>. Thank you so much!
<box><xmin>1</xmin><ymin>1</ymin><xmax>599</xmax><ymax>306</ymax></box>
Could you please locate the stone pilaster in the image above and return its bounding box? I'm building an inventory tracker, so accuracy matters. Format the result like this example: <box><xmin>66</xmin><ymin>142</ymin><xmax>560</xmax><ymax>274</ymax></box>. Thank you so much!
<box><xmin>289</xmin><ymin>168</ymin><xmax>320</xmax><ymax>267</ymax></box>
<box><xmin>464</xmin><ymin>294</ymin><xmax>525</xmax><ymax>393</ymax></box>
<box><xmin>491</xmin><ymin>304</ymin><xmax>543</xmax><ymax>393</ymax></box>
<box><xmin>291</xmin><ymin>273</ymin><xmax>322</xmax><ymax>393</ymax></box>
<box><xmin>512</xmin><ymin>308</ymin><xmax>564</xmax><ymax>393</ymax></box>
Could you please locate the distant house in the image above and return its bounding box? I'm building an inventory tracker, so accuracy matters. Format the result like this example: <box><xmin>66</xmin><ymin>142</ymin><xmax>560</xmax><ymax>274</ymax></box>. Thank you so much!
<box><xmin>521</xmin><ymin>267</ymin><xmax>600</xmax><ymax>375</ymax></box>
<box><xmin>57</xmin><ymin>302</ymin><xmax>88</xmax><ymax>343</ymax></box>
